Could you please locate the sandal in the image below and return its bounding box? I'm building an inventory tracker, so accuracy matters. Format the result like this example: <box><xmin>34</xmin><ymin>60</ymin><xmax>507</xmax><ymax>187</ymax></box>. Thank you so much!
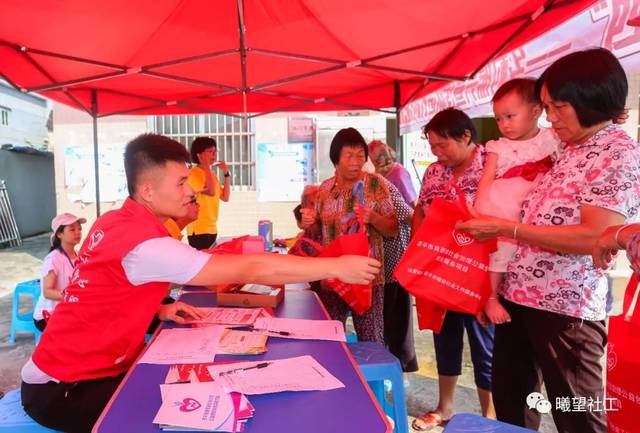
<box><xmin>411</xmin><ymin>412</ymin><xmax>450</xmax><ymax>431</ymax></box>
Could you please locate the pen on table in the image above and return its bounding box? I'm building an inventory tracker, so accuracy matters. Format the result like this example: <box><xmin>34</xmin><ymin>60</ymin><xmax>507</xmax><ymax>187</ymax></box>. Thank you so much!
<box><xmin>255</xmin><ymin>328</ymin><xmax>291</xmax><ymax>336</ymax></box>
<box><xmin>219</xmin><ymin>362</ymin><xmax>272</xmax><ymax>376</ymax></box>
<box><xmin>228</xmin><ymin>326</ymin><xmax>293</xmax><ymax>336</ymax></box>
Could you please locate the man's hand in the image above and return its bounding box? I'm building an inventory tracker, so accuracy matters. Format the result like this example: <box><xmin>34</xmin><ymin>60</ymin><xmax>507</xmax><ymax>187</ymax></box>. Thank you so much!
<box><xmin>331</xmin><ymin>255</ymin><xmax>381</xmax><ymax>285</ymax></box>
<box><xmin>157</xmin><ymin>301</ymin><xmax>205</xmax><ymax>324</ymax></box>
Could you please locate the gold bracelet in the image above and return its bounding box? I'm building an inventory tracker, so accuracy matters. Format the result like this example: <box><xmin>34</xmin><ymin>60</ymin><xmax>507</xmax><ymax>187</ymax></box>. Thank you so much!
<box><xmin>512</xmin><ymin>223</ymin><xmax>519</xmax><ymax>240</ymax></box>
<box><xmin>614</xmin><ymin>224</ymin><xmax>632</xmax><ymax>249</ymax></box>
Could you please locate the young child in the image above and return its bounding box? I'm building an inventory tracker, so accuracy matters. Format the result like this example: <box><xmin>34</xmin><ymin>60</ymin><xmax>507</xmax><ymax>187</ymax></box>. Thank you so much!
<box><xmin>33</xmin><ymin>213</ymin><xmax>85</xmax><ymax>331</ymax></box>
<box><xmin>474</xmin><ymin>78</ymin><xmax>560</xmax><ymax>324</ymax></box>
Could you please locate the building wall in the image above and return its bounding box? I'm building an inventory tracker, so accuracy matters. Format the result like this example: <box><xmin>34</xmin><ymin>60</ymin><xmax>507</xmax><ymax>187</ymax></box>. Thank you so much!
<box><xmin>51</xmin><ymin>106</ymin><xmax>389</xmax><ymax>240</ymax></box>
<box><xmin>0</xmin><ymin>83</ymin><xmax>49</xmax><ymax>150</ymax></box>
<box><xmin>0</xmin><ymin>149</ymin><xmax>55</xmax><ymax>237</ymax></box>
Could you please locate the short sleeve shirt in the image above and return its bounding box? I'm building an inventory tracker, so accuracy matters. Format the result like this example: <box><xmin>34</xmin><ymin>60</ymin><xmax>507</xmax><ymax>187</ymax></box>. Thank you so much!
<box><xmin>316</xmin><ymin>172</ymin><xmax>396</xmax><ymax>287</ymax></box>
<box><xmin>485</xmin><ymin>127</ymin><xmax>560</xmax><ymax>177</ymax></box>
<box><xmin>418</xmin><ymin>145</ymin><xmax>486</xmax><ymax>213</ymax></box>
<box><xmin>34</xmin><ymin>249</ymin><xmax>75</xmax><ymax>320</ymax></box>
<box><xmin>503</xmin><ymin>125</ymin><xmax>640</xmax><ymax>320</ymax></box>
<box><xmin>382</xmin><ymin>180</ymin><xmax>413</xmax><ymax>282</ymax></box>
<box><xmin>186</xmin><ymin>166</ymin><xmax>221</xmax><ymax>235</ymax></box>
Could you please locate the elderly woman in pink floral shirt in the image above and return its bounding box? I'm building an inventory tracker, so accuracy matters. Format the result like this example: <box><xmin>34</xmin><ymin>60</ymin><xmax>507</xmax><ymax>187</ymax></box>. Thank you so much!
<box><xmin>458</xmin><ymin>48</ymin><xmax>640</xmax><ymax>433</ymax></box>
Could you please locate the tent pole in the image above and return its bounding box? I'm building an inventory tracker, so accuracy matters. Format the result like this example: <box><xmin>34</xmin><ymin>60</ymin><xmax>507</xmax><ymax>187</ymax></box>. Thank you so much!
<box><xmin>394</xmin><ymin>80</ymin><xmax>403</xmax><ymax>164</ymax></box>
<box><xmin>237</xmin><ymin>0</ymin><xmax>248</xmax><ymax>116</ymax></box>
<box><xmin>91</xmin><ymin>89</ymin><xmax>101</xmax><ymax>217</ymax></box>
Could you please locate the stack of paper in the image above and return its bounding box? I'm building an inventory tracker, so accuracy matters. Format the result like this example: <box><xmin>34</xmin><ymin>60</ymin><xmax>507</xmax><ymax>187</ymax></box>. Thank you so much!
<box><xmin>139</xmin><ymin>326</ymin><xmax>225</xmax><ymax>365</ymax></box>
<box><xmin>206</xmin><ymin>355</ymin><xmax>345</xmax><ymax>395</ymax></box>
<box><xmin>250</xmin><ymin>317</ymin><xmax>346</xmax><ymax>342</ymax></box>
<box><xmin>154</xmin><ymin>382</ymin><xmax>254</xmax><ymax>432</ymax></box>
<box><xmin>217</xmin><ymin>330</ymin><xmax>268</xmax><ymax>355</ymax></box>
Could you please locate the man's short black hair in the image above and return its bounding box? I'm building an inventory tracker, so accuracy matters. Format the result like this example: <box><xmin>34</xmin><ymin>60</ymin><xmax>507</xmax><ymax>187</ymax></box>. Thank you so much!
<box><xmin>422</xmin><ymin>107</ymin><xmax>477</xmax><ymax>143</ymax></box>
<box><xmin>329</xmin><ymin>127</ymin><xmax>368</xmax><ymax>166</ymax></box>
<box><xmin>535</xmin><ymin>48</ymin><xmax>627</xmax><ymax>127</ymax></box>
<box><xmin>493</xmin><ymin>78</ymin><xmax>539</xmax><ymax>105</ymax></box>
<box><xmin>190</xmin><ymin>136</ymin><xmax>217</xmax><ymax>164</ymax></box>
<box><xmin>124</xmin><ymin>133</ymin><xmax>190</xmax><ymax>196</ymax></box>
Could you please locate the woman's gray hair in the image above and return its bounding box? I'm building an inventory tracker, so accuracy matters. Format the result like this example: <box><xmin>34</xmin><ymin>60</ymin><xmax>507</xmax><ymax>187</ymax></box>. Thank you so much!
<box><xmin>368</xmin><ymin>140</ymin><xmax>396</xmax><ymax>167</ymax></box>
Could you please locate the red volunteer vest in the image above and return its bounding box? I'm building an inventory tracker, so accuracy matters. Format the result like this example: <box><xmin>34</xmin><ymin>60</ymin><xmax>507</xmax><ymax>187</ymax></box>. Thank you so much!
<box><xmin>33</xmin><ymin>198</ymin><xmax>171</xmax><ymax>382</ymax></box>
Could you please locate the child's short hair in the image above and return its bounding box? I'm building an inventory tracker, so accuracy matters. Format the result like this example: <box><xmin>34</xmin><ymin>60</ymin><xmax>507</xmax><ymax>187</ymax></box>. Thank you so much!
<box><xmin>492</xmin><ymin>78</ymin><xmax>539</xmax><ymax>105</ymax></box>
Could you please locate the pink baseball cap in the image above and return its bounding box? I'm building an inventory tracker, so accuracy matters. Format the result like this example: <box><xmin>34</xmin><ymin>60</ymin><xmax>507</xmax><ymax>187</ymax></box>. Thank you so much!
<box><xmin>50</xmin><ymin>213</ymin><xmax>86</xmax><ymax>245</ymax></box>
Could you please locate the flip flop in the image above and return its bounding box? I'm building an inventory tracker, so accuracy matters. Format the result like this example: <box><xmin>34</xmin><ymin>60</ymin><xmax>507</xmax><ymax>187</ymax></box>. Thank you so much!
<box><xmin>411</xmin><ymin>412</ymin><xmax>450</xmax><ymax>431</ymax></box>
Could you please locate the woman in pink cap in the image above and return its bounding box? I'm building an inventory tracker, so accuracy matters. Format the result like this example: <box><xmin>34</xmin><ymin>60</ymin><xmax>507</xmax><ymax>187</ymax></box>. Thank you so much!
<box><xmin>33</xmin><ymin>213</ymin><xmax>86</xmax><ymax>331</ymax></box>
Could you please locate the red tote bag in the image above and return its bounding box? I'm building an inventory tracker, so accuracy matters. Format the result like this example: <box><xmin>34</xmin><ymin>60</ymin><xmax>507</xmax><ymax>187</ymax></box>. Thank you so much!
<box><xmin>415</xmin><ymin>297</ymin><xmax>447</xmax><ymax>334</ymax></box>
<box><xmin>394</xmin><ymin>187</ymin><xmax>496</xmax><ymax>315</ymax></box>
<box><xmin>289</xmin><ymin>181</ymin><xmax>373</xmax><ymax>315</ymax></box>
<box><xmin>607</xmin><ymin>274</ymin><xmax>640</xmax><ymax>431</ymax></box>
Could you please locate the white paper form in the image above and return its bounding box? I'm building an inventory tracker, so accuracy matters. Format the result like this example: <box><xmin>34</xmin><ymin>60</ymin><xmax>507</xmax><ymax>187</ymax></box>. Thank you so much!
<box><xmin>206</xmin><ymin>355</ymin><xmax>345</xmax><ymax>395</ymax></box>
<box><xmin>185</xmin><ymin>307</ymin><xmax>261</xmax><ymax>326</ymax></box>
<box><xmin>154</xmin><ymin>382</ymin><xmax>236</xmax><ymax>432</ymax></box>
<box><xmin>251</xmin><ymin>317</ymin><xmax>346</xmax><ymax>342</ymax></box>
<box><xmin>138</xmin><ymin>326</ymin><xmax>224</xmax><ymax>365</ymax></box>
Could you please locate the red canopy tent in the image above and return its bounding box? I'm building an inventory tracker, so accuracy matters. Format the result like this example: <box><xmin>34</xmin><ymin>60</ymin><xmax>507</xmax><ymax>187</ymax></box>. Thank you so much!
<box><xmin>0</xmin><ymin>0</ymin><xmax>595</xmax><ymax>213</ymax></box>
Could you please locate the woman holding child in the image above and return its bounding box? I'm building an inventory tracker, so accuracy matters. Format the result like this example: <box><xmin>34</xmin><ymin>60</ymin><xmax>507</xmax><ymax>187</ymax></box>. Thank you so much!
<box><xmin>458</xmin><ymin>48</ymin><xmax>640</xmax><ymax>433</ymax></box>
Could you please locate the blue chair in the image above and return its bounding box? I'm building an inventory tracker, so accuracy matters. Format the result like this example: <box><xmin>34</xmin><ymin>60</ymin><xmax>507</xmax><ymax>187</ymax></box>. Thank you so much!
<box><xmin>348</xmin><ymin>342</ymin><xmax>408</xmax><ymax>433</ymax></box>
<box><xmin>443</xmin><ymin>413</ymin><xmax>536</xmax><ymax>432</ymax></box>
<box><xmin>9</xmin><ymin>279</ymin><xmax>42</xmax><ymax>344</ymax></box>
<box><xmin>0</xmin><ymin>389</ymin><xmax>60</xmax><ymax>432</ymax></box>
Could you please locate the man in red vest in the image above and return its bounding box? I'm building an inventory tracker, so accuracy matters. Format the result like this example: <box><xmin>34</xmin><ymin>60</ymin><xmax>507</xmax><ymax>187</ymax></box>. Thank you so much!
<box><xmin>20</xmin><ymin>133</ymin><xmax>381</xmax><ymax>433</ymax></box>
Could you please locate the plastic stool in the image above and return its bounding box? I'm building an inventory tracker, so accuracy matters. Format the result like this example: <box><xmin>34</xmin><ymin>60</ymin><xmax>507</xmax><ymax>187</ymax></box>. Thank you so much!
<box><xmin>348</xmin><ymin>342</ymin><xmax>408</xmax><ymax>433</ymax></box>
<box><xmin>0</xmin><ymin>389</ymin><xmax>61</xmax><ymax>432</ymax></box>
<box><xmin>443</xmin><ymin>413</ymin><xmax>536</xmax><ymax>432</ymax></box>
<box><xmin>9</xmin><ymin>279</ymin><xmax>42</xmax><ymax>344</ymax></box>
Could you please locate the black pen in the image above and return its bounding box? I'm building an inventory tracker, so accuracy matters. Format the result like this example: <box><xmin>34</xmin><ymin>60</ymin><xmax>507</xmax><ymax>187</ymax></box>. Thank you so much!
<box><xmin>255</xmin><ymin>328</ymin><xmax>291</xmax><ymax>336</ymax></box>
<box><xmin>219</xmin><ymin>361</ymin><xmax>272</xmax><ymax>376</ymax></box>
<box><xmin>229</xmin><ymin>326</ymin><xmax>292</xmax><ymax>336</ymax></box>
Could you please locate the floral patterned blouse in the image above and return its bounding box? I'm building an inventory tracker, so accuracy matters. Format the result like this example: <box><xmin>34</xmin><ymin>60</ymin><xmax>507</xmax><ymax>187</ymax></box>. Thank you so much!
<box><xmin>626</xmin><ymin>231</ymin><xmax>640</xmax><ymax>272</ymax></box>
<box><xmin>382</xmin><ymin>180</ymin><xmax>413</xmax><ymax>283</ymax></box>
<box><xmin>316</xmin><ymin>171</ymin><xmax>396</xmax><ymax>287</ymax></box>
<box><xmin>503</xmin><ymin>125</ymin><xmax>640</xmax><ymax>320</ymax></box>
<box><xmin>418</xmin><ymin>145</ymin><xmax>487</xmax><ymax>213</ymax></box>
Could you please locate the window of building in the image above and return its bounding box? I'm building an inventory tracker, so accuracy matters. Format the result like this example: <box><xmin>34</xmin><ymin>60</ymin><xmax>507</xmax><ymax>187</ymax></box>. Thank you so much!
<box><xmin>150</xmin><ymin>114</ymin><xmax>255</xmax><ymax>189</ymax></box>
<box><xmin>0</xmin><ymin>109</ymin><xmax>9</xmax><ymax>126</ymax></box>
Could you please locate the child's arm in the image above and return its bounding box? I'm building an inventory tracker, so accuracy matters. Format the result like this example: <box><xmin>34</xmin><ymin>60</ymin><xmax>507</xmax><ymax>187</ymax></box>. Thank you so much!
<box><xmin>474</xmin><ymin>152</ymin><xmax>498</xmax><ymax>210</ymax></box>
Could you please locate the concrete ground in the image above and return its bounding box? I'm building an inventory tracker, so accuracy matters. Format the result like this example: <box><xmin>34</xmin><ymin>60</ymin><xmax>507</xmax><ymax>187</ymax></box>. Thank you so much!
<box><xmin>0</xmin><ymin>234</ymin><xmax>564</xmax><ymax>432</ymax></box>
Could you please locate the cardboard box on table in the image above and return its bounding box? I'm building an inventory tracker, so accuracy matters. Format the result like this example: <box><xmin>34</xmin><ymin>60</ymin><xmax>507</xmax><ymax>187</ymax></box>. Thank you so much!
<box><xmin>210</xmin><ymin>283</ymin><xmax>285</xmax><ymax>308</ymax></box>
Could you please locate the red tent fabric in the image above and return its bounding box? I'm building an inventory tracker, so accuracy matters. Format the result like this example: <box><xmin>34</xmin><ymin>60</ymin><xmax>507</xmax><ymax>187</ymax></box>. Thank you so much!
<box><xmin>0</xmin><ymin>0</ymin><xmax>595</xmax><ymax>117</ymax></box>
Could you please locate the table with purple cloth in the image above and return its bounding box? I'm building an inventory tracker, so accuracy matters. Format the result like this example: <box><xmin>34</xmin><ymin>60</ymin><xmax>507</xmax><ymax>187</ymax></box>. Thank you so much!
<box><xmin>93</xmin><ymin>289</ymin><xmax>390</xmax><ymax>433</ymax></box>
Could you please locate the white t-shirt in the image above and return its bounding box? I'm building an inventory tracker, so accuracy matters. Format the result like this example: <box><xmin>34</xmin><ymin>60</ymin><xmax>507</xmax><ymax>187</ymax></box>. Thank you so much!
<box><xmin>22</xmin><ymin>236</ymin><xmax>211</xmax><ymax>384</ymax></box>
<box><xmin>33</xmin><ymin>249</ymin><xmax>75</xmax><ymax>321</ymax></box>
<box><xmin>485</xmin><ymin>127</ymin><xmax>560</xmax><ymax>177</ymax></box>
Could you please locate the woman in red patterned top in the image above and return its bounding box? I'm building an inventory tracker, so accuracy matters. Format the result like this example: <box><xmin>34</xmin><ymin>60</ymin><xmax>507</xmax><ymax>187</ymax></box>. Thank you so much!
<box><xmin>300</xmin><ymin>127</ymin><xmax>398</xmax><ymax>343</ymax></box>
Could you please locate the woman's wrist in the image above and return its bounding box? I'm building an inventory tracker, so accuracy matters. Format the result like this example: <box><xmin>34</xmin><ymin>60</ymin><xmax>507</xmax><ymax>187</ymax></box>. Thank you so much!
<box><xmin>614</xmin><ymin>224</ymin><xmax>636</xmax><ymax>249</ymax></box>
<box><xmin>499</xmin><ymin>220</ymin><xmax>516</xmax><ymax>238</ymax></box>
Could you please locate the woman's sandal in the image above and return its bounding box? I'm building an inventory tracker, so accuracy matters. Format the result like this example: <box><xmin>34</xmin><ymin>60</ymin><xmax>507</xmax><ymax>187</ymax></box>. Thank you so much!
<box><xmin>411</xmin><ymin>412</ymin><xmax>451</xmax><ymax>431</ymax></box>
